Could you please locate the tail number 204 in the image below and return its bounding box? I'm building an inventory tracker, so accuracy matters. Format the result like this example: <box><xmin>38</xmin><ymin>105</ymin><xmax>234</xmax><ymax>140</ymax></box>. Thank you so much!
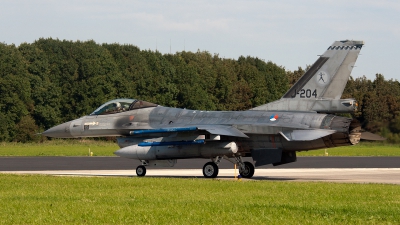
<box><xmin>291</xmin><ymin>89</ymin><xmax>317</xmax><ymax>98</ymax></box>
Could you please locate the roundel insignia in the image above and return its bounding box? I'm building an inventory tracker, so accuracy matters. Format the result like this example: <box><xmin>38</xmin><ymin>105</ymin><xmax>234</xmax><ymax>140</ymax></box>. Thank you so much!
<box><xmin>315</xmin><ymin>71</ymin><xmax>330</xmax><ymax>87</ymax></box>
<box><xmin>270</xmin><ymin>114</ymin><xmax>279</xmax><ymax>121</ymax></box>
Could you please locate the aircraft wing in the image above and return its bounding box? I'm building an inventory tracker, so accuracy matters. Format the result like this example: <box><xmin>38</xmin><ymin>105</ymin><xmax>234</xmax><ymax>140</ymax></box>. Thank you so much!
<box><xmin>197</xmin><ymin>125</ymin><xmax>249</xmax><ymax>138</ymax></box>
<box><xmin>130</xmin><ymin>124</ymin><xmax>337</xmax><ymax>140</ymax></box>
<box><xmin>130</xmin><ymin>125</ymin><xmax>249</xmax><ymax>138</ymax></box>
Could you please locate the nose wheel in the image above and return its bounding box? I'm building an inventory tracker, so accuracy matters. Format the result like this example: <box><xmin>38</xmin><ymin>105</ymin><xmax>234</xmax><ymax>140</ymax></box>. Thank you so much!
<box><xmin>202</xmin><ymin>162</ymin><xmax>219</xmax><ymax>178</ymax></box>
<box><xmin>136</xmin><ymin>165</ymin><xmax>147</xmax><ymax>177</ymax></box>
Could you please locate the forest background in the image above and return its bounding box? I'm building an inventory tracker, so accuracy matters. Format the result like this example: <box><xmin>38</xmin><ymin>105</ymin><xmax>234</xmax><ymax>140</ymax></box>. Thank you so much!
<box><xmin>1</xmin><ymin>38</ymin><xmax>399</xmax><ymax>143</ymax></box>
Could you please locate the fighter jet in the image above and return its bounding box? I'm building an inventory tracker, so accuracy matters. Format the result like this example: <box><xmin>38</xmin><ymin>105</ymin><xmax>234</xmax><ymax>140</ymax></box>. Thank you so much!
<box><xmin>43</xmin><ymin>40</ymin><xmax>367</xmax><ymax>178</ymax></box>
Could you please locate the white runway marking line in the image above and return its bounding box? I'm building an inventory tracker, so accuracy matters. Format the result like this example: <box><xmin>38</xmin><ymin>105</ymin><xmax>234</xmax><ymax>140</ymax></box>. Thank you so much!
<box><xmin>2</xmin><ymin>168</ymin><xmax>400</xmax><ymax>184</ymax></box>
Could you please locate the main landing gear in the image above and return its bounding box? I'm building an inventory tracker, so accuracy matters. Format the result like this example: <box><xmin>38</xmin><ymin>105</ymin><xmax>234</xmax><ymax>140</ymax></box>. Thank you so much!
<box><xmin>238</xmin><ymin>161</ymin><xmax>255</xmax><ymax>178</ymax></box>
<box><xmin>202</xmin><ymin>156</ymin><xmax>255</xmax><ymax>179</ymax></box>
<box><xmin>135</xmin><ymin>157</ymin><xmax>255</xmax><ymax>178</ymax></box>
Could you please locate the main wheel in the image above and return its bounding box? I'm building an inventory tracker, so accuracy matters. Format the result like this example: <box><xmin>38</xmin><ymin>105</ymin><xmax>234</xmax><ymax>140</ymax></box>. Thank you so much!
<box><xmin>202</xmin><ymin>162</ymin><xmax>219</xmax><ymax>178</ymax></box>
<box><xmin>239</xmin><ymin>161</ymin><xmax>255</xmax><ymax>178</ymax></box>
<box><xmin>136</xmin><ymin>165</ymin><xmax>147</xmax><ymax>177</ymax></box>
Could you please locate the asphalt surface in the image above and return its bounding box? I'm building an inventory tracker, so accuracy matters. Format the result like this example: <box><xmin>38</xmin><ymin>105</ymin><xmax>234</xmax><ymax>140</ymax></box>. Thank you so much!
<box><xmin>1</xmin><ymin>156</ymin><xmax>399</xmax><ymax>171</ymax></box>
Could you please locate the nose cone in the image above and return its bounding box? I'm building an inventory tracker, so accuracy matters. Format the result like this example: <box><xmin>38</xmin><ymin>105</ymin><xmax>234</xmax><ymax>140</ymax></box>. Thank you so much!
<box><xmin>42</xmin><ymin>121</ymin><xmax>73</xmax><ymax>138</ymax></box>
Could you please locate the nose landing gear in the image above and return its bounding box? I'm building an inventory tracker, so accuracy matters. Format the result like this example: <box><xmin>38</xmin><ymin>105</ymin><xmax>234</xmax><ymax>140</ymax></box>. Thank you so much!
<box><xmin>202</xmin><ymin>162</ymin><xmax>219</xmax><ymax>178</ymax></box>
<box><xmin>136</xmin><ymin>165</ymin><xmax>147</xmax><ymax>177</ymax></box>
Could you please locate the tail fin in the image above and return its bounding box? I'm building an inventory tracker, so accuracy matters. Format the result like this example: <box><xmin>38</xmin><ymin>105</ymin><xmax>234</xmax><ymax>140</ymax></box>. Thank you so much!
<box><xmin>251</xmin><ymin>40</ymin><xmax>364</xmax><ymax>112</ymax></box>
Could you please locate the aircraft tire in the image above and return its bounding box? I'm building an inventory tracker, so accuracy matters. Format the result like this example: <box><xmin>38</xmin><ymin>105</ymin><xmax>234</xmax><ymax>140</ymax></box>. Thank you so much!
<box><xmin>136</xmin><ymin>165</ymin><xmax>147</xmax><ymax>177</ymax></box>
<box><xmin>239</xmin><ymin>161</ymin><xmax>255</xmax><ymax>178</ymax></box>
<box><xmin>202</xmin><ymin>162</ymin><xmax>219</xmax><ymax>178</ymax></box>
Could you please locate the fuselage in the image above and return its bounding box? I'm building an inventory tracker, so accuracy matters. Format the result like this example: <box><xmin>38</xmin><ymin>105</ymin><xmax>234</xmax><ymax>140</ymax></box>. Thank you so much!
<box><xmin>44</xmin><ymin>105</ymin><xmax>360</xmax><ymax>156</ymax></box>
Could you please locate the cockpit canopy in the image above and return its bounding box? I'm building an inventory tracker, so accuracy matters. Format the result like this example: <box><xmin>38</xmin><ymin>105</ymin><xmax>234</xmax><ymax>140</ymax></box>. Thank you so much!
<box><xmin>90</xmin><ymin>99</ymin><xmax>158</xmax><ymax>115</ymax></box>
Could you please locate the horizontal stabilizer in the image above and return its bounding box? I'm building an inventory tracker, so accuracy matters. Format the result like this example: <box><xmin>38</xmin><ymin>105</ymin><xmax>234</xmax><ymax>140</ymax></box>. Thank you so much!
<box><xmin>280</xmin><ymin>129</ymin><xmax>336</xmax><ymax>141</ymax></box>
<box><xmin>197</xmin><ymin>125</ymin><xmax>249</xmax><ymax>138</ymax></box>
<box><xmin>360</xmin><ymin>132</ymin><xmax>386</xmax><ymax>141</ymax></box>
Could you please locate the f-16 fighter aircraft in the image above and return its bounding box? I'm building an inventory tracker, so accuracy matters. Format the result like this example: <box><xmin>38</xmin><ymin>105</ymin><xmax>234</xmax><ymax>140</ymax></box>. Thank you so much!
<box><xmin>43</xmin><ymin>40</ymin><xmax>367</xmax><ymax>178</ymax></box>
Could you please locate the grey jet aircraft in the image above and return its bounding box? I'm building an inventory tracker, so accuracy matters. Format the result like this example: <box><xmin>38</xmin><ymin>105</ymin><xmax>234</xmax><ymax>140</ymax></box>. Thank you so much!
<box><xmin>43</xmin><ymin>40</ymin><xmax>371</xmax><ymax>178</ymax></box>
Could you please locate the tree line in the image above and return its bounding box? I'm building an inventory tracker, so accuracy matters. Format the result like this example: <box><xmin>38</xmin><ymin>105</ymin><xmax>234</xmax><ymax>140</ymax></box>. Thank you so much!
<box><xmin>1</xmin><ymin>38</ymin><xmax>399</xmax><ymax>142</ymax></box>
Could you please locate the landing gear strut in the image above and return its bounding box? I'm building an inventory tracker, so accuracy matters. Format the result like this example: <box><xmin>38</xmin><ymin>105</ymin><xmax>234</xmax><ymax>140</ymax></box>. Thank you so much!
<box><xmin>239</xmin><ymin>161</ymin><xmax>255</xmax><ymax>178</ymax></box>
<box><xmin>202</xmin><ymin>156</ymin><xmax>255</xmax><ymax>179</ymax></box>
<box><xmin>235</xmin><ymin>156</ymin><xmax>255</xmax><ymax>178</ymax></box>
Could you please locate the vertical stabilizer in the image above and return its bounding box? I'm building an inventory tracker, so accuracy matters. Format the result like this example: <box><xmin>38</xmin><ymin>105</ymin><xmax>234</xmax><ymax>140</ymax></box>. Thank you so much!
<box><xmin>251</xmin><ymin>40</ymin><xmax>364</xmax><ymax>112</ymax></box>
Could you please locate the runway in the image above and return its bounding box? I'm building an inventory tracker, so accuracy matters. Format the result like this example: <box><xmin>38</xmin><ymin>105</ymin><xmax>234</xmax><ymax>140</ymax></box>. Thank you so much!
<box><xmin>5</xmin><ymin>168</ymin><xmax>400</xmax><ymax>184</ymax></box>
<box><xmin>1</xmin><ymin>156</ymin><xmax>400</xmax><ymax>171</ymax></box>
<box><xmin>1</xmin><ymin>157</ymin><xmax>400</xmax><ymax>184</ymax></box>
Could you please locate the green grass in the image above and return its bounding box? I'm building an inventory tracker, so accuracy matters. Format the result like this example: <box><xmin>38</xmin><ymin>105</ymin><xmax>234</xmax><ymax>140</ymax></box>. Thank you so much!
<box><xmin>0</xmin><ymin>174</ymin><xmax>399</xmax><ymax>224</ymax></box>
<box><xmin>1</xmin><ymin>140</ymin><xmax>399</xmax><ymax>157</ymax></box>
<box><xmin>0</xmin><ymin>139</ymin><xmax>118</xmax><ymax>156</ymax></box>
<box><xmin>297</xmin><ymin>142</ymin><xmax>400</xmax><ymax>156</ymax></box>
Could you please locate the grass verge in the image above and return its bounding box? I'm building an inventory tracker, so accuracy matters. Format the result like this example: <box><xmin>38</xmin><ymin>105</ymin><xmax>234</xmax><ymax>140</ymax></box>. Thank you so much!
<box><xmin>0</xmin><ymin>174</ymin><xmax>399</xmax><ymax>224</ymax></box>
<box><xmin>297</xmin><ymin>142</ymin><xmax>400</xmax><ymax>156</ymax></box>
<box><xmin>0</xmin><ymin>140</ymin><xmax>399</xmax><ymax>156</ymax></box>
<box><xmin>0</xmin><ymin>139</ymin><xmax>118</xmax><ymax>156</ymax></box>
